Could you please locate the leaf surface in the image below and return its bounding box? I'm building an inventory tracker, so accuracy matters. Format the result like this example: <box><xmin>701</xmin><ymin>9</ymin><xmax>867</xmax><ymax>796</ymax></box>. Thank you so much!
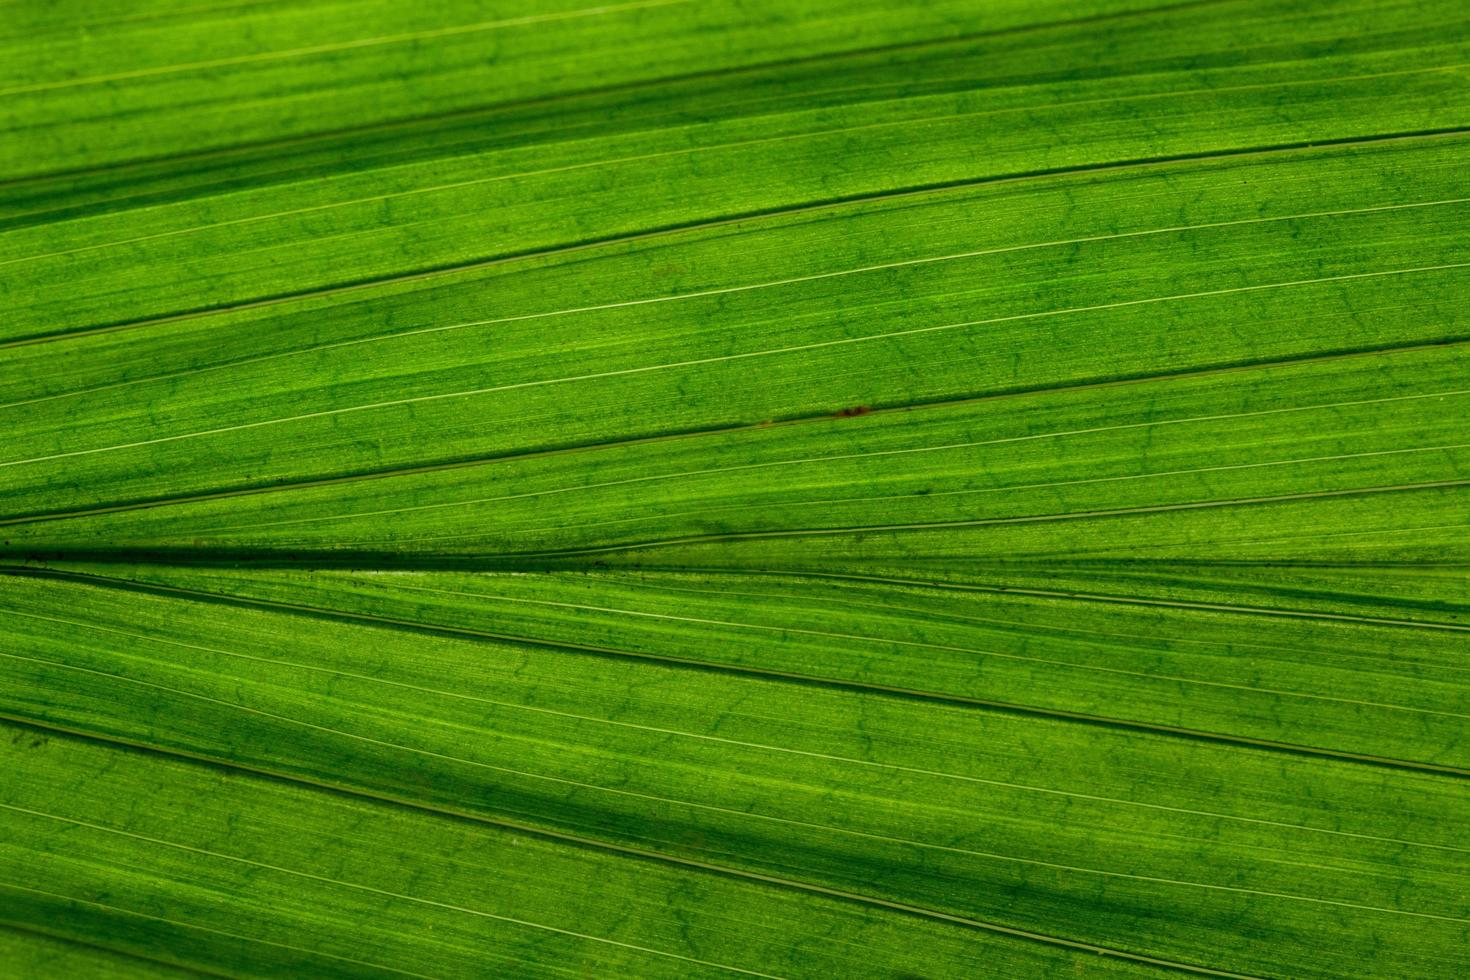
<box><xmin>2</xmin><ymin>1</ymin><xmax>1468</xmax><ymax>977</ymax></box>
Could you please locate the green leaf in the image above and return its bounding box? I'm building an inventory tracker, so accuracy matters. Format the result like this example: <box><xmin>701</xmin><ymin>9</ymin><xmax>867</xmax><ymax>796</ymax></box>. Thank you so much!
<box><xmin>2</xmin><ymin>1</ymin><xmax>1467</xmax><ymax>977</ymax></box>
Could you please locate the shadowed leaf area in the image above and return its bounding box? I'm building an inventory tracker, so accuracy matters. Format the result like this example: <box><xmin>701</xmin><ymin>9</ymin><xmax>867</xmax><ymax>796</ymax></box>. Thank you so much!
<box><xmin>1</xmin><ymin>1</ymin><xmax>1467</xmax><ymax>977</ymax></box>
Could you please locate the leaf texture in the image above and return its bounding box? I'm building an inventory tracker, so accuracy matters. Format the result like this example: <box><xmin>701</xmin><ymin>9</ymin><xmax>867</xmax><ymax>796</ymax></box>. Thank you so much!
<box><xmin>2</xmin><ymin>1</ymin><xmax>1468</xmax><ymax>977</ymax></box>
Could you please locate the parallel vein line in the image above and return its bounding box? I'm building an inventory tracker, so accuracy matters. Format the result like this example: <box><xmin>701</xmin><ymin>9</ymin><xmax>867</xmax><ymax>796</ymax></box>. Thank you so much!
<box><xmin>0</xmin><ymin>716</ymin><xmax>1265</xmax><ymax>979</ymax></box>
<box><xmin>334</xmin><ymin>580</ymin><xmax>1469</xmax><ymax>719</ymax></box>
<box><xmin>8</xmin><ymin>605</ymin><xmax>1465</xmax><ymax>853</ymax></box>
<box><xmin>5</xmin><ymin>64</ymin><xmax>1463</xmax><ymax>267</ymax></box>
<box><xmin>2</xmin><ymin>655</ymin><xmax>1460</xmax><ymax>922</ymax></box>
<box><xmin>8</xmin><ymin>565</ymin><xmax>1463</xmax><ymax>775</ymax></box>
<box><xmin>0</xmin><ymin>883</ymin><xmax>440</xmax><ymax>979</ymax></box>
<box><xmin>767</xmin><ymin>570</ymin><xmax>1470</xmax><ymax>633</ymax></box>
<box><xmin>501</xmin><ymin>478</ymin><xmax>1470</xmax><ymax>557</ymax></box>
<box><xmin>8</xmin><ymin>127</ymin><xmax>1466</xmax><ymax>351</ymax></box>
<box><xmin>485</xmin><ymin>442</ymin><xmax>1470</xmax><ymax>543</ymax></box>
<box><xmin>190</xmin><ymin>389</ymin><xmax>1470</xmax><ymax>537</ymax></box>
<box><xmin>627</xmin><ymin>576</ymin><xmax>1470</xmax><ymax>674</ymax></box>
<box><xmin>0</xmin><ymin>1</ymin><xmax>687</xmax><ymax>99</ymax></box>
<box><xmin>6</xmin><ymin>195</ymin><xmax>1464</xmax><ymax>414</ymax></box>
<box><xmin>4</xmin><ymin>261</ymin><xmax>1465</xmax><ymax>471</ymax></box>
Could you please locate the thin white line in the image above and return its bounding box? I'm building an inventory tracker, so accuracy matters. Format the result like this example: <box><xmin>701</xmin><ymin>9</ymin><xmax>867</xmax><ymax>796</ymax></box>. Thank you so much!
<box><xmin>4</xmin><ymin>62</ymin><xmax>1463</xmax><ymax>266</ymax></box>
<box><xmin>190</xmin><ymin>387</ymin><xmax>1470</xmax><ymax>537</ymax></box>
<box><xmin>7</xmin><ymin>609</ymin><xmax>1469</xmax><ymax>856</ymax></box>
<box><xmin>494</xmin><ymin>441</ymin><xmax>1470</xmax><ymax>539</ymax></box>
<box><xmin>341</xmin><ymin>576</ymin><xmax>1470</xmax><ymax>719</ymax></box>
<box><xmin>5</xmin><ymin>261</ymin><xmax>1465</xmax><ymax>469</ymax></box>
<box><xmin>0</xmin><ymin>694</ymin><xmax>1458</xmax><ymax>924</ymax></box>
<box><xmin>0</xmin><ymin>882</ymin><xmax>443</xmax><ymax>979</ymax></box>
<box><xmin>6</xmin><ymin>195</ymin><xmax>1463</xmax><ymax>413</ymax></box>
<box><xmin>0</xmin><ymin>1</ymin><xmax>689</xmax><ymax>98</ymax></box>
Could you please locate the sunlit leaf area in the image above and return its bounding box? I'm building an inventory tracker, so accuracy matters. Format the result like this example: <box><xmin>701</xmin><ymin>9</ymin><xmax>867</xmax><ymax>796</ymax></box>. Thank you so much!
<box><xmin>1</xmin><ymin>1</ymin><xmax>1467</xmax><ymax>977</ymax></box>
